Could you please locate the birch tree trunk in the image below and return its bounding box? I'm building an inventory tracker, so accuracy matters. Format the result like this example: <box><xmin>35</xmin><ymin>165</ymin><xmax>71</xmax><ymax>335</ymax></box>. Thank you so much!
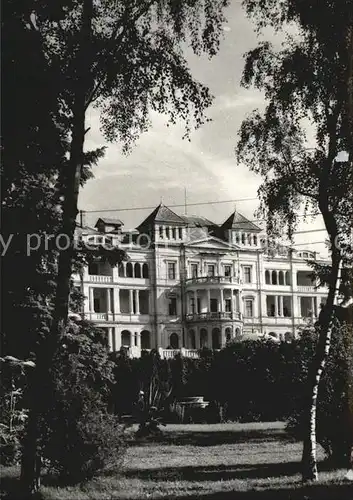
<box><xmin>301</xmin><ymin>253</ymin><xmax>342</xmax><ymax>481</ymax></box>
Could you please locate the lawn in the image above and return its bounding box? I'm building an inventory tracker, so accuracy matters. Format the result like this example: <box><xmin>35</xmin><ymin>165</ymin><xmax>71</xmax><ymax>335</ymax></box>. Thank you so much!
<box><xmin>1</xmin><ymin>422</ymin><xmax>352</xmax><ymax>499</ymax></box>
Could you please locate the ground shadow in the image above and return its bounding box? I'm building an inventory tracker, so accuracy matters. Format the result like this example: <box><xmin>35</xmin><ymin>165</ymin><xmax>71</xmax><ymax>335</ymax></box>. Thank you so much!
<box><xmin>129</xmin><ymin>428</ymin><xmax>291</xmax><ymax>447</ymax></box>
<box><xmin>125</xmin><ymin>460</ymin><xmax>337</xmax><ymax>483</ymax></box>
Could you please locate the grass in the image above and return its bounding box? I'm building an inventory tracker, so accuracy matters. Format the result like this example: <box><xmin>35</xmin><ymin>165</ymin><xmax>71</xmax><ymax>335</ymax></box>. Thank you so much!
<box><xmin>1</xmin><ymin>422</ymin><xmax>352</xmax><ymax>499</ymax></box>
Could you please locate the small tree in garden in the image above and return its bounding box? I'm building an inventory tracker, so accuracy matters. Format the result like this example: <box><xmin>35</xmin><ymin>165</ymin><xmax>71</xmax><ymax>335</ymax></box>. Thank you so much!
<box><xmin>136</xmin><ymin>351</ymin><xmax>173</xmax><ymax>437</ymax></box>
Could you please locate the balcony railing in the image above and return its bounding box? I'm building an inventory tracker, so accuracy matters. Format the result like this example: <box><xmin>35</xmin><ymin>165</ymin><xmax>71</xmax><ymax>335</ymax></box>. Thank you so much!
<box><xmin>186</xmin><ymin>276</ymin><xmax>241</xmax><ymax>285</ymax></box>
<box><xmin>88</xmin><ymin>274</ymin><xmax>113</xmax><ymax>283</ymax></box>
<box><xmin>297</xmin><ymin>285</ymin><xmax>315</xmax><ymax>292</ymax></box>
<box><xmin>186</xmin><ymin>311</ymin><xmax>242</xmax><ymax>322</ymax></box>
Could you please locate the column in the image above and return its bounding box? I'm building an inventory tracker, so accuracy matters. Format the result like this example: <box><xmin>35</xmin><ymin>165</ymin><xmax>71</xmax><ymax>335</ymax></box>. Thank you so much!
<box><xmin>135</xmin><ymin>289</ymin><xmax>140</xmax><ymax>315</ymax></box>
<box><xmin>194</xmin><ymin>290</ymin><xmax>197</xmax><ymax>314</ymax></box>
<box><xmin>207</xmin><ymin>289</ymin><xmax>211</xmax><ymax>312</ymax></box>
<box><xmin>230</xmin><ymin>289</ymin><xmax>234</xmax><ymax>317</ymax></box>
<box><xmin>114</xmin><ymin>328</ymin><xmax>121</xmax><ymax>351</ymax></box>
<box><xmin>279</xmin><ymin>296</ymin><xmax>284</xmax><ymax>316</ymax></box>
<box><xmin>220</xmin><ymin>289</ymin><xmax>224</xmax><ymax>312</ymax></box>
<box><xmin>113</xmin><ymin>287</ymin><xmax>120</xmax><ymax>314</ymax></box>
<box><xmin>129</xmin><ymin>289</ymin><xmax>134</xmax><ymax>314</ymax></box>
<box><xmin>137</xmin><ymin>331</ymin><xmax>141</xmax><ymax>349</ymax></box>
<box><xmin>123</xmin><ymin>261</ymin><xmax>127</xmax><ymax>276</ymax></box>
<box><xmin>311</xmin><ymin>297</ymin><xmax>316</xmax><ymax>318</ymax></box>
<box><xmin>89</xmin><ymin>287</ymin><xmax>94</xmax><ymax>312</ymax></box>
<box><xmin>106</xmin><ymin>288</ymin><xmax>112</xmax><ymax>313</ymax></box>
<box><xmin>108</xmin><ymin>327</ymin><xmax>113</xmax><ymax>352</ymax></box>
<box><xmin>274</xmin><ymin>295</ymin><xmax>279</xmax><ymax>316</ymax></box>
<box><xmin>298</xmin><ymin>297</ymin><xmax>302</xmax><ymax>317</ymax></box>
<box><xmin>277</xmin><ymin>271</ymin><xmax>280</xmax><ymax>285</ymax></box>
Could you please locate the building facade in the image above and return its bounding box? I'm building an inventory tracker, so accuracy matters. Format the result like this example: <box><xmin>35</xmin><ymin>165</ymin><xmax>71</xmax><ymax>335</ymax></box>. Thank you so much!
<box><xmin>73</xmin><ymin>204</ymin><xmax>328</xmax><ymax>358</ymax></box>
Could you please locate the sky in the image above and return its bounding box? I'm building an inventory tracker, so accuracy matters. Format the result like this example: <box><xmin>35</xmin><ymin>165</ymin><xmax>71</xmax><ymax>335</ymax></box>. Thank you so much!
<box><xmin>79</xmin><ymin>0</ymin><xmax>328</xmax><ymax>256</ymax></box>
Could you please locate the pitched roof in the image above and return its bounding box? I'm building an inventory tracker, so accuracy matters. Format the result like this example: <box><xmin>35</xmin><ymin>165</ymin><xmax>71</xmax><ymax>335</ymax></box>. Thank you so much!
<box><xmin>180</xmin><ymin>214</ymin><xmax>216</xmax><ymax>227</ymax></box>
<box><xmin>95</xmin><ymin>217</ymin><xmax>124</xmax><ymax>227</ymax></box>
<box><xmin>221</xmin><ymin>211</ymin><xmax>261</xmax><ymax>232</ymax></box>
<box><xmin>138</xmin><ymin>204</ymin><xmax>186</xmax><ymax>228</ymax></box>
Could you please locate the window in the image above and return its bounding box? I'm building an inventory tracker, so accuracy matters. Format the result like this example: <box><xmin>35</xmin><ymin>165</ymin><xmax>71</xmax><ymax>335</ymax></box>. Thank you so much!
<box><xmin>243</xmin><ymin>266</ymin><xmax>252</xmax><ymax>283</ymax></box>
<box><xmin>224</xmin><ymin>265</ymin><xmax>231</xmax><ymax>277</ymax></box>
<box><xmin>178</xmin><ymin>227</ymin><xmax>183</xmax><ymax>239</ymax></box>
<box><xmin>190</xmin><ymin>297</ymin><xmax>196</xmax><ymax>314</ymax></box>
<box><xmin>159</xmin><ymin>226</ymin><xmax>163</xmax><ymax>238</ymax></box>
<box><xmin>225</xmin><ymin>299</ymin><xmax>231</xmax><ymax>312</ymax></box>
<box><xmin>190</xmin><ymin>264</ymin><xmax>198</xmax><ymax>278</ymax></box>
<box><xmin>172</xmin><ymin>227</ymin><xmax>176</xmax><ymax>239</ymax></box>
<box><xmin>245</xmin><ymin>299</ymin><xmax>254</xmax><ymax>317</ymax></box>
<box><xmin>97</xmin><ymin>236</ymin><xmax>103</xmax><ymax>244</ymax></box>
<box><xmin>167</xmin><ymin>262</ymin><xmax>176</xmax><ymax>280</ymax></box>
<box><xmin>254</xmin><ymin>235</ymin><xmax>258</xmax><ymax>246</ymax></box>
<box><xmin>207</xmin><ymin>264</ymin><xmax>215</xmax><ymax>277</ymax></box>
<box><xmin>168</xmin><ymin>297</ymin><xmax>177</xmax><ymax>316</ymax></box>
<box><xmin>88</xmin><ymin>262</ymin><xmax>99</xmax><ymax>275</ymax></box>
<box><xmin>165</xmin><ymin>227</ymin><xmax>170</xmax><ymax>239</ymax></box>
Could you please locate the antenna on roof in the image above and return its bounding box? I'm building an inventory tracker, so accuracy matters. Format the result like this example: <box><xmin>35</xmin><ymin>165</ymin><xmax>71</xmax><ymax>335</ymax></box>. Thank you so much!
<box><xmin>184</xmin><ymin>187</ymin><xmax>187</xmax><ymax>214</ymax></box>
<box><xmin>160</xmin><ymin>195</ymin><xmax>163</xmax><ymax>205</ymax></box>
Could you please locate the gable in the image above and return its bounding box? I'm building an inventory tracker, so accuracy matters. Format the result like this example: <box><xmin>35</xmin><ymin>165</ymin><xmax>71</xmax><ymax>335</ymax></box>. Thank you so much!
<box><xmin>185</xmin><ymin>236</ymin><xmax>240</xmax><ymax>252</ymax></box>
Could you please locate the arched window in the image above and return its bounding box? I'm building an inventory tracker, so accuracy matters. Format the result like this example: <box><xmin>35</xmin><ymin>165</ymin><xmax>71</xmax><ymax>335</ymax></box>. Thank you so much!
<box><xmin>141</xmin><ymin>330</ymin><xmax>151</xmax><ymax>350</ymax></box>
<box><xmin>278</xmin><ymin>271</ymin><xmax>284</xmax><ymax>285</ymax></box>
<box><xmin>265</xmin><ymin>270</ymin><xmax>270</xmax><ymax>284</ymax></box>
<box><xmin>121</xmin><ymin>330</ymin><xmax>131</xmax><ymax>347</ymax></box>
<box><xmin>189</xmin><ymin>329</ymin><xmax>196</xmax><ymax>349</ymax></box>
<box><xmin>225</xmin><ymin>327</ymin><xmax>232</xmax><ymax>343</ymax></box>
<box><xmin>170</xmin><ymin>333</ymin><xmax>179</xmax><ymax>349</ymax></box>
<box><xmin>200</xmin><ymin>328</ymin><xmax>208</xmax><ymax>348</ymax></box>
<box><xmin>142</xmin><ymin>263</ymin><xmax>149</xmax><ymax>278</ymax></box>
<box><xmin>271</xmin><ymin>271</ymin><xmax>277</xmax><ymax>285</ymax></box>
<box><xmin>235</xmin><ymin>327</ymin><xmax>241</xmax><ymax>338</ymax></box>
<box><xmin>134</xmin><ymin>262</ymin><xmax>141</xmax><ymax>278</ymax></box>
<box><xmin>212</xmin><ymin>328</ymin><xmax>221</xmax><ymax>349</ymax></box>
<box><xmin>126</xmin><ymin>262</ymin><xmax>133</xmax><ymax>278</ymax></box>
<box><xmin>285</xmin><ymin>271</ymin><xmax>291</xmax><ymax>285</ymax></box>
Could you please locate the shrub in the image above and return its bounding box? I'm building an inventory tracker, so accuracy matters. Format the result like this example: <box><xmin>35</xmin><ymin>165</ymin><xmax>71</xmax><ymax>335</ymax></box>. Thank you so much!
<box><xmin>41</xmin><ymin>320</ymin><xmax>126</xmax><ymax>483</ymax></box>
<box><xmin>286</xmin><ymin>322</ymin><xmax>353</xmax><ymax>468</ymax></box>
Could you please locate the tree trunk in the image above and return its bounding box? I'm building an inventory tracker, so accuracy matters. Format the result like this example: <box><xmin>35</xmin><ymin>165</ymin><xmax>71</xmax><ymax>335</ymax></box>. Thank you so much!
<box><xmin>20</xmin><ymin>1</ymin><xmax>93</xmax><ymax>494</ymax></box>
<box><xmin>301</xmin><ymin>255</ymin><xmax>342</xmax><ymax>481</ymax></box>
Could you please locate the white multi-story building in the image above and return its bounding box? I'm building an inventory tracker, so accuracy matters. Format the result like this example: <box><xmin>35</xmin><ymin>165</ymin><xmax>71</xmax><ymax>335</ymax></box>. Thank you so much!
<box><xmin>73</xmin><ymin>204</ymin><xmax>328</xmax><ymax>358</ymax></box>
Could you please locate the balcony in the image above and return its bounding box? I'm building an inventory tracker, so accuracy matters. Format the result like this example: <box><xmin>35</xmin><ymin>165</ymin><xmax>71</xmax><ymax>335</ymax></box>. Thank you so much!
<box><xmin>186</xmin><ymin>276</ymin><xmax>241</xmax><ymax>286</ymax></box>
<box><xmin>186</xmin><ymin>311</ymin><xmax>242</xmax><ymax>322</ymax></box>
